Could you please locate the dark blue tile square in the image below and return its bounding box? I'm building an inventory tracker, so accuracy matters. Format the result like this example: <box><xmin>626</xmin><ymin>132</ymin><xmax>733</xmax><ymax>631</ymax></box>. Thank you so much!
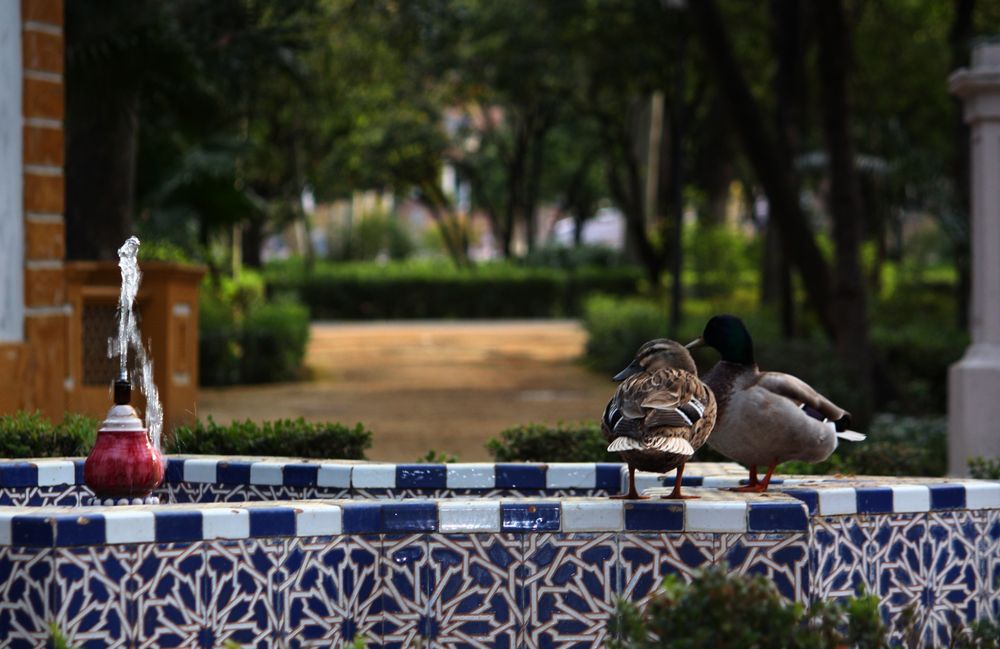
<box><xmin>595</xmin><ymin>463</ymin><xmax>624</xmax><ymax>491</ymax></box>
<box><xmin>249</xmin><ymin>508</ymin><xmax>296</xmax><ymax>537</ymax></box>
<box><xmin>383</xmin><ymin>502</ymin><xmax>437</xmax><ymax>532</ymax></box>
<box><xmin>0</xmin><ymin>462</ymin><xmax>38</xmax><ymax>488</ymax></box>
<box><xmin>783</xmin><ymin>489</ymin><xmax>819</xmax><ymax>515</ymax></box>
<box><xmin>930</xmin><ymin>485</ymin><xmax>966</xmax><ymax>510</ymax></box>
<box><xmin>501</xmin><ymin>503</ymin><xmax>560</xmax><ymax>531</ymax></box>
<box><xmin>283</xmin><ymin>464</ymin><xmax>319</xmax><ymax>487</ymax></box>
<box><xmin>154</xmin><ymin>511</ymin><xmax>203</xmax><ymax>543</ymax></box>
<box><xmin>216</xmin><ymin>461</ymin><xmax>253</xmax><ymax>485</ymax></box>
<box><xmin>663</xmin><ymin>475</ymin><xmax>703</xmax><ymax>487</ymax></box>
<box><xmin>55</xmin><ymin>514</ymin><xmax>105</xmax><ymax>546</ymax></box>
<box><xmin>164</xmin><ymin>458</ymin><xmax>185</xmax><ymax>484</ymax></box>
<box><xmin>342</xmin><ymin>503</ymin><xmax>382</xmax><ymax>533</ymax></box>
<box><xmin>395</xmin><ymin>465</ymin><xmax>447</xmax><ymax>489</ymax></box>
<box><xmin>748</xmin><ymin>502</ymin><xmax>809</xmax><ymax>532</ymax></box>
<box><xmin>12</xmin><ymin>515</ymin><xmax>53</xmax><ymax>546</ymax></box>
<box><xmin>856</xmin><ymin>488</ymin><xmax>893</xmax><ymax>514</ymax></box>
<box><xmin>73</xmin><ymin>459</ymin><xmax>86</xmax><ymax>485</ymax></box>
<box><xmin>495</xmin><ymin>464</ymin><xmax>546</xmax><ymax>489</ymax></box>
<box><xmin>623</xmin><ymin>501</ymin><xmax>684</xmax><ymax>531</ymax></box>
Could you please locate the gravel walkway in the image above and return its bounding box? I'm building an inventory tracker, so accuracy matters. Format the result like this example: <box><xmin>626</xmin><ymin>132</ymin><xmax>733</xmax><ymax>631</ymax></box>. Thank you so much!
<box><xmin>196</xmin><ymin>321</ymin><xmax>614</xmax><ymax>462</ymax></box>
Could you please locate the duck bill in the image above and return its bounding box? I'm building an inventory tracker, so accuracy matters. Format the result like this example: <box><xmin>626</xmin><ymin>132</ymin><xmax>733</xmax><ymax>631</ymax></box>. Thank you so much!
<box><xmin>685</xmin><ymin>337</ymin><xmax>704</xmax><ymax>350</ymax></box>
<box><xmin>612</xmin><ymin>359</ymin><xmax>642</xmax><ymax>382</ymax></box>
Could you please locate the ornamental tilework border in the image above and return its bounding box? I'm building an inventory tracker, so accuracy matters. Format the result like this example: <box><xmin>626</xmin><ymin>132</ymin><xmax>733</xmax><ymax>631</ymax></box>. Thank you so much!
<box><xmin>719</xmin><ymin>533</ymin><xmax>810</xmax><ymax>603</ymax></box>
<box><xmin>618</xmin><ymin>533</ymin><xmax>716</xmax><ymax>605</ymax></box>
<box><xmin>521</xmin><ymin>533</ymin><xmax>621</xmax><ymax>649</ymax></box>
<box><xmin>52</xmin><ymin>545</ymin><xmax>133</xmax><ymax>648</ymax></box>
<box><xmin>0</xmin><ymin>546</ymin><xmax>56</xmax><ymax>649</ymax></box>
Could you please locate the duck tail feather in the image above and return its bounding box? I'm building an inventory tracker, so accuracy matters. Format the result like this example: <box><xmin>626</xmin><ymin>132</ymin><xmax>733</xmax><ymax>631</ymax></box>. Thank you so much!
<box><xmin>836</xmin><ymin>430</ymin><xmax>866</xmax><ymax>442</ymax></box>
<box><xmin>608</xmin><ymin>436</ymin><xmax>645</xmax><ymax>452</ymax></box>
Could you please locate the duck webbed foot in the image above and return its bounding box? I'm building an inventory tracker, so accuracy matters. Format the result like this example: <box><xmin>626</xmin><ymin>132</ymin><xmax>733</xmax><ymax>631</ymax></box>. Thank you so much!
<box><xmin>661</xmin><ymin>462</ymin><xmax>699</xmax><ymax>499</ymax></box>
<box><xmin>611</xmin><ymin>464</ymin><xmax>649</xmax><ymax>500</ymax></box>
<box><xmin>730</xmin><ymin>463</ymin><xmax>777</xmax><ymax>493</ymax></box>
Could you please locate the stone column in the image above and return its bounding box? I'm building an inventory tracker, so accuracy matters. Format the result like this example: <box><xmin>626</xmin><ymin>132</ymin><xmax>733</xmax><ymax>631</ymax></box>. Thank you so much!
<box><xmin>948</xmin><ymin>40</ymin><xmax>1000</xmax><ymax>475</ymax></box>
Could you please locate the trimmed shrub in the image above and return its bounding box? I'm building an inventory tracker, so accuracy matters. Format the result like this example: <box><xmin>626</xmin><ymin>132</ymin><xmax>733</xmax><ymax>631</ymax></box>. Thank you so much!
<box><xmin>167</xmin><ymin>417</ymin><xmax>372</xmax><ymax>459</ymax></box>
<box><xmin>486</xmin><ymin>421</ymin><xmax>616</xmax><ymax>463</ymax></box>
<box><xmin>264</xmin><ymin>259</ymin><xmax>642</xmax><ymax>320</ymax></box>
<box><xmin>582</xmin><ymin>295</ymin><xmax>666</xmax><ymax>375</ymax></box>
<box><xmin>780</xmin><ymin>414</ymin><xmax>947</xmax><ymax>477</ymax></box>
<box><xmin>610</xmin><ymin>568</ymin><xmax>888</xmax><ymax>649</ymax></box>
<box><xmin>969</xmin><ymin>457</ymin><xmax>1000</xmax><ymax>480</ymax></box>
<box><xmin>0</xmin><ymin>412</ymin><xmax>98</xmax><ymax>458</ymax></box>
<box><xmin>199</xmin><ymin>272</ymin><xmax>310</xmax><ymax>386</ymax></box>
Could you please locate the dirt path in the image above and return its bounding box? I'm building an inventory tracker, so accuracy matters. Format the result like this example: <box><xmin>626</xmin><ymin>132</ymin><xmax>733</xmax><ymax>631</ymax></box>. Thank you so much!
<box><xmin>196</xmin><ymin>321</ymin><xmax>614</xmax><ymax>461</ymax></box>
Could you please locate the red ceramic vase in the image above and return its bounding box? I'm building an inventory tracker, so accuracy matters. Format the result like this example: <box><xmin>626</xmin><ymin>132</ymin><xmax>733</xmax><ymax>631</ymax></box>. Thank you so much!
<box><xmin>84</xmin><ymin>380</ymin><xmax>164</xmax><ymax>500</ymax></box>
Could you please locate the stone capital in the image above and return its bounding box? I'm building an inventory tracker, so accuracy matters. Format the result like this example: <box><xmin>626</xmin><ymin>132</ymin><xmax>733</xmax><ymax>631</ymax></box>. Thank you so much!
<box><xmin>950</xmin><ymin>42</ymin><xmax>1000</xmax><ymax>123</ymax></box>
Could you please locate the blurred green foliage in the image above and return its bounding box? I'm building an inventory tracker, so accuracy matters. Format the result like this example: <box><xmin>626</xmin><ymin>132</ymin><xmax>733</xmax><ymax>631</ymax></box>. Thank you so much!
<box><xmin>609</xmin><ymin>568</ymin><xmax>888</xmax><ymax>649</ymax></box>
<box><xmin>199</xmin><ymin>272</ymin><xmax>310</xmax><ymax>385</ymax></box>
<box><xmin>582</xmin><ymin>295</ymin><xmax>666</xmax><ymax>375</ymax></box>
<box><xmin>168</xmin><ymin>416</ymin><xmax>371</xmax><ymax>459</ymax></box>
<box><xmin>264</xmin><ymin>259</ymin><xmax>641</xmax><ymax>319</ymax></box>
<box><xmin>486</xmin><ymin>421</ymin><xmax>615</xmax><ymax>463</ymax></box>
<box><xmin>969</xmin><ymin>457</ymin><xmax>1000</xmax><ymax>480</ymax></box>
<box><xmin>329</xmin><ymin>208</ymin><xmax>416</xmax><ymax>262</ymax></box>
<box><xmin>0</xmin><ymin>412</ymin><xmax>98</xmax><ymax>458</ymax></box>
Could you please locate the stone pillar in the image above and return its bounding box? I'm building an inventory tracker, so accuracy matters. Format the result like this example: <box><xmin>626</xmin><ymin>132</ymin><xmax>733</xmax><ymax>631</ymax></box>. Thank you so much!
<box><xmin>948</xmin><ymin>40</ymin><xmax>1000</xmax><ymax>475</ymax></box>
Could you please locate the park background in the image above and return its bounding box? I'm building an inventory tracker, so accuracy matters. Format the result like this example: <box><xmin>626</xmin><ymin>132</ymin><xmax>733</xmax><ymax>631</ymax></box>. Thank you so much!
<box><xmin>2</xmin><ymin>0</ymin><xmax>998</xmax><ymax>478</ymax></box>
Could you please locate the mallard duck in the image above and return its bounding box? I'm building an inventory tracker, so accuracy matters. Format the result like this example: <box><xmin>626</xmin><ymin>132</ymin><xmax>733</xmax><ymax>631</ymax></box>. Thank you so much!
<box><xmin>686</xmin><ymin>315</ymin><xmax>866</xmax><ymax>492</ymax></box>
<box><xmin>602</xmin><ymin>339</ymin><xmax>717</xmax><ymax>500</ymax></box>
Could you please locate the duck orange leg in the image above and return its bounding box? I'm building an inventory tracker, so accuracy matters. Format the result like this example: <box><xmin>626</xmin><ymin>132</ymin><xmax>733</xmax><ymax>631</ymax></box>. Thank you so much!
<box><xmin>663</xmin><ymin>462</ymin><xmax>699</xmax><ymax>500</ymax></box>
<box><xmin>611</xmin><ymin>464</ymin><xmax>648</xmax><ymax>500</ymax></box>
<box><xmin>731</xmin><ymin>463</ymin><xmax>777</xmax><ymax>493</ymax></box>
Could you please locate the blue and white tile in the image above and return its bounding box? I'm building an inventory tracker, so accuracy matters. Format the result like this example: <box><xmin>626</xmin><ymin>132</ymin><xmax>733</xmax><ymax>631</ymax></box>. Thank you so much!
<box><xmin>132</xmin><ymin>542</ymin><xmax>207</xmax><ymax>648</ymax></box>
<box><xmin>282</xmin><ymin>535</ymin><xmax>382</xmax><ymax>648</ymax></box>
<box><xmin>382</xmin><ymin>533</ymin><xmax>430</xmax><ymax>648</ymax></box>
<box><xmin>51</xmin><ymin>545</ymin><xmax>133</xmax><ymax>648</ymax></box>
<box><xmin>520</xmin><ymin>532</ymin><xmax>620</xmax><ymax>649</ymax></box>
<box><xmin>0</xmin><ymin>546</ymin><xmax>56</xmax><ymax>648</ymax></box>
<box><xmin>918</xmin><ymin>511</ymin><xmax>981</xmax><ymax>646</ymax></box>
<box><xmin>201</xmin><ymin>538</ymin><xmax>284</xmax><ymax>647</ymax></box>
<box><xmin>618</xmin><ymin>533</ymin><xmax>716</xmax><ymax>604</ymax></box>
<box><xmin>809</xmin><ymin>515</ymin><xmax>869</xmax><ymax>602</ymax></box>
<box><xmin>719</xmin><ymin>533</ymin><xmax>810</xmax><ymax>603</ymax></box>
<box><xmin>425</xmin><ymin>533</ymin><xmax>522</xmax><ymax>649</ymax></box>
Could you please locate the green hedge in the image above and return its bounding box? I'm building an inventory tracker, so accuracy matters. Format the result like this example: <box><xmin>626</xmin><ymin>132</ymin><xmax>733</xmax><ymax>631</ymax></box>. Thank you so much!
<box><xmin>486</xmin><ymin>421</ymin><xmax>616</xmax><ymax>463</ymax></box>
<box><xmin>167</xmin><ymin>417</ymin><xmax>372</xmax><ymax>459</ymax></box>
<box><xmin>200</xmin><ymin>272</ymin><xmax>310</xmax><ymax>386</ymax></box>
<box><xmin>0</xmin><ymin>412</ymin><xmax>98</xmax><ymax>458</ymax></box>
<box><xmin>264</xmin><ymin>260</ymin><xmax>642</xmax><ymax>319</ymax></box>
<box><xmin>581</xmin><ymin>294</ymin><xmax>666</xmax><ymax>375</ymax></box>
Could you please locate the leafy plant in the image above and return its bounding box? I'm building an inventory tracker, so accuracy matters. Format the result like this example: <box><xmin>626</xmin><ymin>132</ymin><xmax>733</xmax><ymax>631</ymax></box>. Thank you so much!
<box><xmin>969</xmin><ymin>456</ymin><xmax>1000</xmax><ymax>480</ymax></box>
<box><xmin>417</xmin><ymin>449</ymin><xmax>457</xmax><ymax>464</ymax></box>
<box><xmin>486</xmin><ymin>421</ymin><xmax>616</xmax><ymax>463</ymax></box>
<box><xmin>48</xmin><ymin>623</ymin><xmax>79</xmax><ymax>649</ymax></box>
<box><xmin>0</xmin><ymin>412</ymin><xmax>98</xmax><ymax>458</ymax></box>
<box><xmin>168</xmin><ymin>416</ymin><xmax>372</xmax><ymax>460</ymax></box>
<box><xmin>582</xmin><ymin>294</ymin><xmax>665</xmax><ymax>375</ymax></box>
<box><xmin>609</xmin><ymin>568</ymin><xmax>888</xmax><ymax>649</ymax></box>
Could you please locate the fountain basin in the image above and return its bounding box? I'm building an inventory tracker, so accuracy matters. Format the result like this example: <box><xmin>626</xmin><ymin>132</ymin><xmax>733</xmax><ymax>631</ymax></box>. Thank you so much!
<box><xmin>0</xmin><ymin>458</ymin><xmax>996</xmax><ymax>648</ymax></box>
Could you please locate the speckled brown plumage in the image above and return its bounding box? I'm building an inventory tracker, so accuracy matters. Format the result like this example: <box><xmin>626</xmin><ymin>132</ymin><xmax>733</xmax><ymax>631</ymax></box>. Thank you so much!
<box><xmin>601</xmin><ymin>339</ymin><xmax>717</xmax><ymax>499</ymax></box>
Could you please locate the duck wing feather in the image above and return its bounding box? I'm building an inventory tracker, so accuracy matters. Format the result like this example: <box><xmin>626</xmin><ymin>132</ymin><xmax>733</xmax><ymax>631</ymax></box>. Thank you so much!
<box><xmin>754</xmin><ymin>371</ymin><xmax>850</xmax><ymax>426</ymax></box>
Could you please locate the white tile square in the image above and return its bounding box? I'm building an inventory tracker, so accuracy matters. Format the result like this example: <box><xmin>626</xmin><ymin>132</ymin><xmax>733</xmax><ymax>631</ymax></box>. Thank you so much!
<box><xmin>351</xmin><ymin>464</ymin><xmax>396</xmax><ymax>489</ymax></box>
<box><xmin>317</xmin><ymin>464</ymin><xmax>352</xmax><ymax>488</ymax></box>
<box><xmin>546</xmin><ymin>463</ymin><xmax>596</xmax><ymax>489</ymax></box>
<box><xmin>702</xmin><ymin>476</ymin><xmax>743</xmax><ymax>489</ymax></box>
<box><xmin>446</xmin><ymin>464</ymin><xmax>495</xmax><ymax>489</ymax></box>
<box><xmin>249</xmin><ymin>462</ymin><xmax>283</xmax><ymax>486</ymax></box>
<box><xmin>439</xmin><ymin>500</ymin><xmax>500</xmax><ymax>533</ymax></box>
<box><xmin>891</xmin><ymin>485</ymin><xmax>931</xmax><ymax>513</ymax></box>
<box><xmin>633</xmin><ymin>472</ymin><xmax>663</xmax><ymax>495</ymax></box>
<box><xmin>183</xmin><ymin>459</ymin><xmax>217</xmax><ymax>483</ymax></box>
<box><xmin>562</xmin><ymin>500</ymin><xmax>623</xmax><ymax>532</ymax></box>
<box><xmin>202</xmin><ymin>508</ymin><xmax>250</xmax><ymax>539</ymax></box>
<box><xmin>817</xmin><ymin>488</ymin><xmax>858</xmax><ymax>516</ymax></box>
<box><xmin>103</xmin><ymin>511</ymin><xmax>156</xmax><ymax>544</ymax></box>
<box><xmin>0</xmin><ymin>512</ymin><xmax>15</xmax><ymax>545</ymax></box>
<box><xmin>684</xmin><ymin>501</ymin><xmax>747</xmax><ymax>533</ymax></box>
<box><xmin>963</xmin><ymin>481</ymin><xmax>1000</xmax><ymax>509</ymax></box>
<box><xmin>295</xmin><ymin>504</ymin><xmax>342</xmax><ymax>536</ymax></box>
<box><xmin>35</xmin><ymin>461</ymin><xmax>75</xmax><ymax>487</ymax></box>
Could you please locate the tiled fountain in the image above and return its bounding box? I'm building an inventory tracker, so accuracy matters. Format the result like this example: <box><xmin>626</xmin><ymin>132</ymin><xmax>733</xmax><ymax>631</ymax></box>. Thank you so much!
<box><xmin>0</xmin><ymin>457</ymin><xmax>997</xmax><ymax>648</ymax></box>
<box><xmin>1</xmin><ymin>239</ymin><xmax>995</xmax><ymax>648</ymax></box>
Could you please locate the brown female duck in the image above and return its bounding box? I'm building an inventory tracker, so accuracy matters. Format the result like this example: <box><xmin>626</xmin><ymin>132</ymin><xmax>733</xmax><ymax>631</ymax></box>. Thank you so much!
<box><xmin>687</xmin><ymin>315</ymin><xmax>865</xmax><ymax>492</ymax></box>
<box><xmin>602</xmin><ymin>339</ymin><xmax>717</xmax><ymax>499</ymax></box>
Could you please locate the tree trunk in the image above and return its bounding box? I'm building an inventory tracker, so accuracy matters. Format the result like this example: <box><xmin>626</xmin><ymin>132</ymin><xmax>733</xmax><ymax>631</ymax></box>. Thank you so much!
<box><xmin>816</xmin><ymin>0</ymin><xmax>874</xmax><ymax>420</ymax></box>
<box><xmin>241</xmin><ymin>219</ymin><xmax>263</xmax><ymax>268</ymax></box>
<box><xmin>690</xmin><ymin>0</ymin><xmax>835</xmax><ymax>337</ymax></box>
<box><xmin>950</xmin><ymin>0</ymin><xmax>974</xmax><ymax>329</ymax></box>
<box><xmin>66</xmin><ymin>84</ymin><xmax>139</xmax><ymax>260</ymax></box>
